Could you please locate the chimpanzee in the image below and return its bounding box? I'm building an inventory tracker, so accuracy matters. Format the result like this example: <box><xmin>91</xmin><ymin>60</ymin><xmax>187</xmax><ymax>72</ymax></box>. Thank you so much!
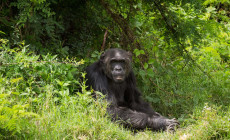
<box><xmin>85</xmin><ymin>48</ymin><xmax>179</xmax><ymax>131</ymax></box>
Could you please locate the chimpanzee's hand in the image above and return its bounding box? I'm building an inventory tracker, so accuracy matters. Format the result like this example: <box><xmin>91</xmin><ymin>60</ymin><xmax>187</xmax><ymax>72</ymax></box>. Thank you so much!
<box><xmin>164</xmin><ymin>118</ymin><xmax>180</xmax><ymax>132</ymax></box>
<box><xmin>148</xmin><ymin>116</ymin><xmax>179</xmax><ymax>132</ymax></box>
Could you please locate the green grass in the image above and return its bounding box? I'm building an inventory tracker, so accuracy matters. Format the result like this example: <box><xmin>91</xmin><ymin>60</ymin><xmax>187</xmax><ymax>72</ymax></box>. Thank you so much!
<box><xmin>1</xmin><ymin>90</ymin><xmax>229</xmax><ymax>139</ymax></box>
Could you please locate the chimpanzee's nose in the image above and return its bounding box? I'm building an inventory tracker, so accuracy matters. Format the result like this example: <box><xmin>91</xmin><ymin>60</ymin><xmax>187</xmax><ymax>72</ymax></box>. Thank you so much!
<box><xmin>115</xmin><ymin>67</ymin><xmax>122</xmax><ymax>71</ymax></box>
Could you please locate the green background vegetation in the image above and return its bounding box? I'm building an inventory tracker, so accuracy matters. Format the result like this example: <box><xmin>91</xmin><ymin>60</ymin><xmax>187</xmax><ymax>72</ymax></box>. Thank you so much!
<box><xmin>0</xmin><ymin>0</ymin><xmax>230</xmax><ymax>139</ymax></box>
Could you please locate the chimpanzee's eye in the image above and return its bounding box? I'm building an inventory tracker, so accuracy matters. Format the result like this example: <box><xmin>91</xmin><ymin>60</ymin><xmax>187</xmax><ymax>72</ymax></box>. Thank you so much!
<box><xmin>120</xmin><ymin>59</ymin><xmax>125</xmax><ymax>63</ymax></box>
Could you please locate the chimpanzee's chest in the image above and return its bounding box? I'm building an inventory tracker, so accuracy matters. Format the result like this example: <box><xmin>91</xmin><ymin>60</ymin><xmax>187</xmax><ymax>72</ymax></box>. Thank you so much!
<box><xmin>107</xmin><ymin>81</ymin><xmax>129</xmax><ymax>106</ymax></box>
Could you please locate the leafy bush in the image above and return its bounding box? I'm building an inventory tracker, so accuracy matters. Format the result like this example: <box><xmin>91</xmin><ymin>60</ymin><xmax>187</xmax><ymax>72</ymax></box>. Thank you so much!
<box><xmin>0</xmin><ymin>39</ymin><xmax>134</xmax><ymax>139</ymax></box>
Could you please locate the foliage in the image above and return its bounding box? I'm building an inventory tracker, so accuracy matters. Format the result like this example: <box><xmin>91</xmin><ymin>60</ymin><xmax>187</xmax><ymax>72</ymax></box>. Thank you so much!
<box><xmin>0</xmin><ymin>0</ymin><xmax>230</xmax><ymax>139</ymax></box>
<box><xmin>1</xmin><ymin>37</ymin><xmax>230</xmax><ymax>140</ymax></box>
<box><xmin>0</xmin><ymin>38</ymin><xmax>80</xmax><ymax>138</ymax></box>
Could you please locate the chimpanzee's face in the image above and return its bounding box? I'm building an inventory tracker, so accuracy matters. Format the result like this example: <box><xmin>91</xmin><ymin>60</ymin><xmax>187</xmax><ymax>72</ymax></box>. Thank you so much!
<box><xmin>109</xmin><ymin>58</ymin><xmax>126</xmax><ymax>83</ymax></box>
<box><xmin>100</xmin><ymin>48</ymin><xmax>132</xmax><ymax>83</ymax></box>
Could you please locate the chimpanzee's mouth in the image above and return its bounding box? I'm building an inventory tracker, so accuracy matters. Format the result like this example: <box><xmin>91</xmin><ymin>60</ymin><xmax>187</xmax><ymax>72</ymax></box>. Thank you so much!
<box><xmin>113</xmin><ymin>75</ymin><xmax>125</xmax><ymax>82</ymax></box>
<box><xmin>115</xmin><ymin>76</ymin><xmax>123</xmax><ymax>80</ymax></box>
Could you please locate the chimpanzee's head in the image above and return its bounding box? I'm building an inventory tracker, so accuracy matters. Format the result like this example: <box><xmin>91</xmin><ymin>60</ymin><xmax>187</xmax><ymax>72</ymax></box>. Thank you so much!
<box><xmin>100</xmin><ymin>48</ymin><xmax>132</xmax><ymax>83</ymax></box>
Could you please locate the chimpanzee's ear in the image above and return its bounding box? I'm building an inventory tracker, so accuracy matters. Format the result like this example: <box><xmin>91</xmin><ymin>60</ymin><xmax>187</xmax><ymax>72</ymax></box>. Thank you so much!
<box><xmin>127</xmin><ymin>51</ymin><xmax>132</xmax><ymax>61</ymax></box>
<box><xmin>100</xmin><ymin>52</ymin><xmax>105</xmax><ymax>62</ymax></box>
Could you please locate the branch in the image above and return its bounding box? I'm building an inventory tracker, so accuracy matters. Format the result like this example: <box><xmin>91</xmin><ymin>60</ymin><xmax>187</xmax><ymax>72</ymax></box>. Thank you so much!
<box><xmin>101</xmin><ymin>29</ymin><xmax>108</xmax><ymax>51</ymax></box>
<box><xmin>153</xmin><ymin>0</ymin><xmax>216</xmax><ymax>84</ymax></box>
<box><xmin>99</xmin><ymin>0</ymin><xmax>141</xmax><ymax>50</ymax></box>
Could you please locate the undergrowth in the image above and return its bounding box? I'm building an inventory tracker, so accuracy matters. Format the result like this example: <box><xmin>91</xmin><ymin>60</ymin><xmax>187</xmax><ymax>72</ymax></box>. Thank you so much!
<box><xmin>0</xmin><ymin>39</ymin><xmax>230</xmax><ymax>139</ymax></box>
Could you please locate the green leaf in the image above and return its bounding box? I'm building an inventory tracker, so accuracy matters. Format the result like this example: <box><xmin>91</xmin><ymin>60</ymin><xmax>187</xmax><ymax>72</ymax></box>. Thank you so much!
<box><xmin>134</xmin><ymin>49</ymin><xmax>140</xmax><ymax>56</ymax></box>
<box><xmin>12</xmin><ymin>92</ymin><xmax>20</xmax><ymax>95</ymax></box>
<box><xmin>133</xmin><ymin>49</ymin><xmax>139</xmax><ymax>53</ymax></box>
<box><xmin>140</xmin><ymin>50</ymin><xmax>145</xmax><ymax>55</ymax></box>
<box><xmin>63</xmin><ymin>83</ymin><xmax>70</xmax><ymax>87</ymax></box>
<box><xmin>139</xmin><ymin>69</ymin><xmax>146</xmax><ymax>77</ymax></box>
<box><xmin>206</xmin><ymin>7</ymin><xmax>216</xmax><ymax>13</ymax></box>
<box><xmin>134</xmin><ymin>21</ymin><xmax>143</xmax><ymax>27</ymax></box>
<box><xmin>147</xmin><ymin>68</ymin><xmax>154</xmax><ymax>77</ymax></box>
<box><xmin>144</xmin><ymin>63</ymin><xmax>148</xmax><ymax>69</ymax></box>
<box><xmin>136</xmin><ymin>51</ymin><xmax>140</xmax><ymax>57</ymax></box>
<box><xmin>148</xmin><ymin>59</ymin><xmax>154</xmax><ymax>64</ymax></box>
<box><xmin>56</xmin><ymin>79</ymin><xmax>63</xmax><ymax>86</ymax></box>
<box><xmin>91</xmin><ymin>53</ymin><xmax>97</xmax><ymax>58</ymax></box>
<box><xmin>20</xmin><ymin>93</ymin><xmax>30</xmax><ymax>96</ymax></box>
<box><xmin>134</xmin><ymin>49</ymin><xmax>144</xmax><ymax>57</ymax></box>
<box><xmin>0</xmin><ymin>31</ymin><xmax>6</xmax><ymax>34</ymax></box>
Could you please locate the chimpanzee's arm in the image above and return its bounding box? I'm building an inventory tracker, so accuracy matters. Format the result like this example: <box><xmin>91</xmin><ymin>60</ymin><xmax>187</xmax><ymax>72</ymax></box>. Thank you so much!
<box><xmin>107</xmin><ymin>105</ymin><xmax>179</xmax><ymax>131</ymax></box>
<box><xmin>129</xmin><ymin>88</ymin><xmax>160</xmax><ymax>116</ymax></box>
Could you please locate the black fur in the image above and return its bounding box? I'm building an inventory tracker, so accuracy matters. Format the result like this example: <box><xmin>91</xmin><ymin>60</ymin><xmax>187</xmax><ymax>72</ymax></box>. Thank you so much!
<box><xmin>86</xmin><ymin>48</ymin><xmax>179</xmax><ymax>131</ymax></box>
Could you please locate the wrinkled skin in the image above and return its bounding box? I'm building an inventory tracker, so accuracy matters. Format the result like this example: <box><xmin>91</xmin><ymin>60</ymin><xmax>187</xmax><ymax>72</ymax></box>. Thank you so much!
<box><xmin>86</xmin><ymin>48</ymin><xmax>179</xmax><ymax>131</ymax></box>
